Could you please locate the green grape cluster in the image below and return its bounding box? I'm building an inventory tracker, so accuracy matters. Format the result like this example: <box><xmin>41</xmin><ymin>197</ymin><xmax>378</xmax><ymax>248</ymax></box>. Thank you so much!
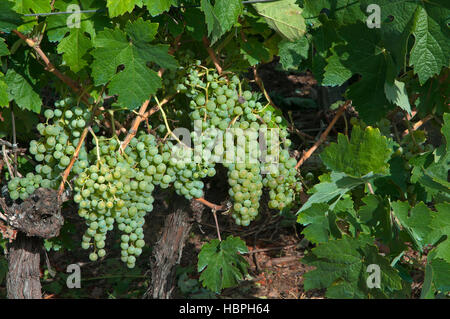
<box><xmin>174</xmin><ymin>65</ymin><xmax>301</xmax><ymax>225</ymax></box>
<box><xmin>8</xmin><ymin>97</ymin><xmax>90</xmax><ymax>200</ymax></box>
<box><xmin>73</xmin><ymin>135</ymin><xmax>159</xmax><ymax>268</ymax></box>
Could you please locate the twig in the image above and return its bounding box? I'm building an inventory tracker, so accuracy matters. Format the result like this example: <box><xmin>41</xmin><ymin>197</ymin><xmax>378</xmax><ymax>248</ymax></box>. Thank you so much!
<box><xmin>57</xmin><ymin>128</ymin><xmax>88</xmax><ymax>196</ymax></box>
<box><xmin>2</xmin><ymin>145</ymin><xmax>15</xmax><ymax>178</ymax></box>
<box><xmin>247</xmin><ymin>244</ymin><xmax>297</xmax><ymax>254</ymax></box>
<box><xmin>202</xmin><ymin>36</ymin><xmax>222</xmax><ymax>74</ymax></box>
<box><xmin>295</xmin><ymin>100</ymin><xmax>351</xmax><ymax>170</ymax></box>
<box><xmin>253</xmin><ymin>66</ymin><xmax>278</xmax><ymax>110</ymax></box>
<box><xmin>11</xmin><ymin>107</ymin><xmax>17</xmax><ymax>174</ymax></box>
<box><xmin>401</xmin><ymin>114</ymin><xmax>433</xmax><ymax>137</ymax></box>
<box><xmin>212</xmin><ymin>211</ymin><xmax>222</xmax><ymax>241</ymax></box>
<box><xmin>367</xmin><ymin>182</ymin><xmax>375</xmax><ymax>195</ymax></box>
<box><xmin>195</xmin><ymin>197</ymin><xmax>225</xmax><ymax>211</ymax></box>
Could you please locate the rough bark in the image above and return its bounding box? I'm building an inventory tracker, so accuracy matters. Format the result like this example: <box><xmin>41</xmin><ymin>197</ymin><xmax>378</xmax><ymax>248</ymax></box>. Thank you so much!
<box><xmin>1</xmin><ymin>188</ymin><xmax>64</xmax><ymax>299</ymax></box>
<box><xmin>6</xmin><ymin>233</ymin><xmax>42</xmax><ymax>299</ymax></box>
<box><xmin>145</xmin><ymin>198</ymin><xmax>204</xmax><ymax>299</ymax></box>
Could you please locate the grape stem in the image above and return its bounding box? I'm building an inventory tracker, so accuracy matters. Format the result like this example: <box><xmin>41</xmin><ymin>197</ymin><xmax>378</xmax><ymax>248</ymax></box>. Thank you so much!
<box><xmin>253</xmin><ymin>66</ymin><xmax>279</xmax><ymax>111</ymax></box>
<box><xmin>157</xmin><ymin>97</ymin><xmax>191</xmax><ymax>149</ymax></box>
<box><xmin>295</xmin><ymin>100</ymin><xmax>351</xmax><ymax>170</ymax></box>
<box><xmin>88</xmin><ymin>127</ymin><xmax>101</xmax><ymax>163</ymax></box>
<box><xmin>202</xmin><ymin>37</ymin><xmax>222</xmax><ymax>74</ymax></box>
<box><xmin>212</xmin><ymin>210</ymin><xmax>222</xmax><ymax>242</ymax></box>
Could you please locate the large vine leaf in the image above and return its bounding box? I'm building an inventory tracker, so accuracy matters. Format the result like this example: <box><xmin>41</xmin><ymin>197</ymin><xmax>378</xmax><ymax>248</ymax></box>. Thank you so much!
<box><xmin>362</xmin><ymin>0</ymin><xmax>450</xmax><ymax>84</ymax></box>
<box><xmin>91</xmin><ymin>19</ymin><xmax>177</xmax><ymax>109</ymax></box>
<box><xmin>198</xmin><ymin>235</ymin><xmax>249</xmax><ymax>293</ymax></box>
<box><xmin>303</xmin><ymin>235</ymin><xmax>404</xmax><ymax>298</ymax></box>
<box><xmin>321</xmin><ymin>125</ymin><xmax>393</xmax><ymax>177</ymax></box>
<box><xmin>253</xmin><ymin>0</ymin><xmax>306</xmax><ymax>41</ymax></box>
<box><xmin>323</xmin><ymin>22</ymin><xmax>396</xmax><ymax>123</ymax></box>
<box><xmin>4</xmin><ymin>69</ymin><xmax>42</xmax><ymax>113</ymax></box>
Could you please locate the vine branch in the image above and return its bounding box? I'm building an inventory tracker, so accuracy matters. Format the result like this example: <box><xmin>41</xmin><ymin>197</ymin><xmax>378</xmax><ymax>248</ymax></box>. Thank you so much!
<box><xmin>295</xmin><ymin>101</ymin><xmax>351</xmax><ymax>170</ymax></box>
<box><xmin>202</xmin><ymin>36</ymin><xmax>222</xmax><ymax>74</ymax></box>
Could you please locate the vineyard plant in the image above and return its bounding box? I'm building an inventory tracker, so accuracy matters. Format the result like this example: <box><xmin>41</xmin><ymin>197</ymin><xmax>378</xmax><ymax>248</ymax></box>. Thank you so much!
<box><xmin>0</xmin><ymin>0</ymin><xmax>448</xmax><ymax>299</ymax></box>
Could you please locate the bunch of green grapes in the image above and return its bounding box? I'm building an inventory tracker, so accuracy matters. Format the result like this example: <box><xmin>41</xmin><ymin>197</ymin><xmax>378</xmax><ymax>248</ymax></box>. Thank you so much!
<box><xmin>8</xmin><ymin>98</ymin><xmax>90</xmax><ymax>200</ymax></box>
<box><xmin>174</xmin><ymin>65</ymin><xmax>301</xmax><ymax>225</ymax></box>
<box><xmin>73</xmin><ymin>135</ymin><xmax>159</xmax><ymax>268</ymax></box>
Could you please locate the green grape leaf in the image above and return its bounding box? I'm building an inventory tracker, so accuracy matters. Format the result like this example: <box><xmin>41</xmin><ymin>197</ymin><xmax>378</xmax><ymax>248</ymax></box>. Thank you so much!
<box><xmin>106</xmin><ymin>0</ymin><xmax>142</xmax><ymax>18</ymax></box>
<box><xmin>0</xmin><ymin>38</ymin><xmax>9</xmax><ymax>57</ymax></box>
<box><xmin>91</xmin><ymin>19</ymin><xmax>177</xmax><ymax>109</ymax></box>
<box><xmin>0</xmin><ymin>73</ymin><xmax>9</xmax><ymax>107</ymax></box>
<box><xmin>325</xmin><ymin>22</ymin><xmax>396</xmax><ymax>123</ymax></box>
<box><xmin>253</xmin><ymin>0</ymin><xmax>306</xmax><ymax>41</ymax></box>
<box><xmin>0</xmin><ymin>1</ymin><xmax>21</xmax><ymax>33</ymax></box>
<box><xmin>12</xmin><ymin>0</ymin><xmax>52</xmax><ymax>32</ymax></box>
<box><xmin>198</xmin><ymin>235</ymin><xmax>249</xmax><ymax>293</ymax></box>
<box><xmin>363</xmin><ymin>0</ymin><xmax>450</xmax><ymax>84</ymax></box>
<box><xmin>384</xmin><ymin>79</ymin><xmax>411</xmax><ymax>114</ymax></box>
<box><xmin>57</xmin><ymin>28</ymin><xmax>92</xmax><ymax>73</ymax></box>
<box><xmin>321</xmin><ymin>125</ymin><xmax>393</xmax><ymax>177</ymax></box>
<box><xmin>143</xmin><ymin>0</ymin><xmax>176</xmax><ymax>16</ymax></box>
<box><xmin>4</xmin><ymin>68</ymin><xmax>42</xmax><ymax>113</ymax></box>
<box><xmin>303</xmin><ymin>235</ymin><xmax>403</xmax><ymax>298</ymax></box>
<box><xmin>410</xmin><ymin>114</ymin><xmax>450</xmax><ymax>202</ymax></box>
<box><xmin>278</xmin><ymin>37</ymin><xmax>309</xmax><ymax>70</ymax></box>
<box><xmin>184</xmin><ymin>8</ymin><xmax>207</xmax><ymax>41</ymax></box>
<box><xmin>424</xmin><ymin>248</ymin><xmax>450</xmax><ymax>295</ymax></box>
<box><xmin>200</xmin><ymin>0</ymin><xmax>223</xmax><ymax>44</ymax></box>
<box><xmin>214</xmin><ymin>0</ymin><xmax>242</xmax><ymax>34</ymax></box>
<box><xmin>298</xmin><ymin>171</ymin><xmax>379</xmax><ymax>214</ymax></box>
<box><xmin>46</xmin><ymin>0</ymin><xmax>100</xmax><ymax>43</ymax></box>
<box><xmin>302</xmin><ymin>0</ymin><xmax>366</xmax><ymax>27</ymax></box>
<box><xmin>239</xmin><ymin>37</ymin><xmax>271</xmax><ymax>66</ymax></box>
<box><xmin>322</xmin><ymin>50</ymin><xmax>352</xmax><ymax>86</ymax></box>
<box><xmin>358</xmin><ymin>195</ymin><xmax>393</xmax><ymax>243</ymax></box>
<box><xmin>392</xmin><ymin>201</ymin><xmax>450</xmax><ymax>252</ymax></box>
<box><xmin>391</xmin><ymin>201</ymin><xmax>435</xmax><ymax>251</ymax></box>
<box><xmin>198</xmin><ymin>236</ymin><xmax>249</xmax><ymax>292</ymax></box>
<box><xmin>297</xmin><ymin>203</ymin><xmax>331</xmax><ymax>244</ymax></box>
